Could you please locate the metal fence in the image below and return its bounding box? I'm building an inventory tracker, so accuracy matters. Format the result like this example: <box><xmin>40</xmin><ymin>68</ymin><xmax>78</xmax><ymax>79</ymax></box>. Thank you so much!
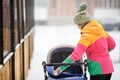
<box><xmin>0</xmin><ymin>0</ymin><xmax>34</xmax><ymax>64</ymax></box>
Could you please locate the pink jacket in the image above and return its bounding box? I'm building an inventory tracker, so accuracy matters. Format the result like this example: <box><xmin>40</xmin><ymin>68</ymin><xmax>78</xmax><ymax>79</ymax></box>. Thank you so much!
<box><xmin>59</xmin><ymin>20</ymin><xmax>116</xmax><ymax>75</ymax></box>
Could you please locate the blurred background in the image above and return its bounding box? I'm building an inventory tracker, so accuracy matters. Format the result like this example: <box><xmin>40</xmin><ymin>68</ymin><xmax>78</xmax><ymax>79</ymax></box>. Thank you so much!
<box><xmin>34</xmin><ymin>0</ymin><xmax>120</xmax><ymax>31</ymax></box>
<box><xmin>27</xmin><ymin>0</ymin><xmax>120</xmax><ymax>80</ymax></box>
<box><xmin>1</xmin><ymin>0</ymin><xmax>119</xmax><ymax>80</ymax></box>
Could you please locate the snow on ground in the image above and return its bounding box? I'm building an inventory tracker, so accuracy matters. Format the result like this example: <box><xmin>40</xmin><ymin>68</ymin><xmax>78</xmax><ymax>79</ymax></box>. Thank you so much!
<box><xmin>26</xmin><ymin>25</ymin><xmax>120</xmax><ymax>80</ymax></box>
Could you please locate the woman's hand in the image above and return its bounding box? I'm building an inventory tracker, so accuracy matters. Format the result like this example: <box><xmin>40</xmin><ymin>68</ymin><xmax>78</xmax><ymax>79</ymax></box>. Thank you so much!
<box><xmin>54</xmin><ymin>68</ymin><xmax>62</xmax><ymax>75</ymax></box>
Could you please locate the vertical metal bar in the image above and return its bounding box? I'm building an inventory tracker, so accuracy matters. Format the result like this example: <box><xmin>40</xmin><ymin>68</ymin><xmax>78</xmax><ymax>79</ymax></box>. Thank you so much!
<box><xmin>9</xmin><ymin>0</ymin><xmax>14</xmax><ymax>80</ymax></box>
<box><xmin>10</xmin><ymin>0</ymin><xmax>15</xmax><ymax>80</ymax></box>
<box><xmin>19</xmin><ymin>0</ymin><xmax>23</xmax><ymax>40</ymax></box>
<box><xmin>21</xmin><ymin>0</ymin><xmax>25</xmax><ymax>80</ymax></box>
<box><xmin>42</xmin><ymin>62</ymin><xmax>48</xmax><ymax>80</ymax></box>
<box><xmin>24</xmin><ymin>0</ymin><xmax>27</xmax><ymax>35</ymax></box>
<box><xmin>32</xmin><ymin>0</ymin><xmax>35</xmax><ymax>27</ymax></box>
<box><xmin>0</xmin><ymin>0</ymin><xmax>3</xmax><ymax>64</ymax></box>
<box><xmin>84</xmin><ymin>60</ymin><xmax>87</xmax><ymax>79</ymax></box>
<box><xmin>10</xmin><ymin>0</ymin><xmax>15</xmax><ymax>52</ymax></box>
<box><xmin>17</xmin><ymin>0</ymin><xmax>21</xmax><ymax>43</ymax></box>
<box><xmin>21</xmin><ymin>0</ymin><xmax>24</xmax><ymax>38</ymax></box>
<box><xmin>25</xmin><ymin>0</ymin><xmax>28</xmax><ymax>35</ymax></box>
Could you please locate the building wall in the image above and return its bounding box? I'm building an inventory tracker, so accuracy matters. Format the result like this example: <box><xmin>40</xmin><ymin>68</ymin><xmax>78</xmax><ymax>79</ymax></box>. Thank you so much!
<box><xmin>46</xmin><ymin>0</ymin><xmax>95</xmax><ymax>24</ymax></box>
<box><xmin>46</xmin><ymin>0</ymin><xmax>120</xmax><ymax>24</ymax></box>
<box><xmin>48</xmin><ymin>0</ymin><xmax>95</xmax><ymax>17</ymax></box>
<box><xmin>94</xmin><ymin>0</ymin><xmax>120</xmax><ymax>19</ymax></box>
<box><xmin>34</xmin><ymin>0</ymin><xmax>120</xmax><ymax>24</ymax></box>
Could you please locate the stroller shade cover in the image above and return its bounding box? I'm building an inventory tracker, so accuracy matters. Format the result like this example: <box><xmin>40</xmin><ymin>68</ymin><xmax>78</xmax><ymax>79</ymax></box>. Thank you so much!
<box><xmin>47</xmin><ymin>46</ymin><xmax>83</xmax><ymax>74</ymax></box>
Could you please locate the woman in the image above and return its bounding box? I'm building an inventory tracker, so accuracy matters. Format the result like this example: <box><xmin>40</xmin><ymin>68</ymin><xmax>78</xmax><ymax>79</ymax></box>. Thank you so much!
<box><xmin>55</xmin><ymin>2</ymin><xmax>116</xmax><ymax>80</ymax></box>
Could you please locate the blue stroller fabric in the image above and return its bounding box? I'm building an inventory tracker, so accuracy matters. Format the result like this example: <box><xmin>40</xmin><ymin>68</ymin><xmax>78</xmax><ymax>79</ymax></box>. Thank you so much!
<box><xmin>46</xmin><ymin>66</ymin><xmax>87</xmax><ymax>80</ymax></box>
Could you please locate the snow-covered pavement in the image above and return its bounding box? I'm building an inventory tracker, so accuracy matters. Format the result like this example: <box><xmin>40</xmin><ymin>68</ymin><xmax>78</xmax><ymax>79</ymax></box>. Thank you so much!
<box><xmin>26</xmin><ymin>25</ymin><xmax>120</xmax><ymax>80</ymax></box>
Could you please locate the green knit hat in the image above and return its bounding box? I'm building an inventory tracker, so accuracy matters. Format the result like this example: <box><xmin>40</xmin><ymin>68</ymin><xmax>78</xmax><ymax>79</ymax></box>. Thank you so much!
<box><xmin>74</xmin><ymin>2</ymin><xmax>90</xmax><ymax>25</ymax></box>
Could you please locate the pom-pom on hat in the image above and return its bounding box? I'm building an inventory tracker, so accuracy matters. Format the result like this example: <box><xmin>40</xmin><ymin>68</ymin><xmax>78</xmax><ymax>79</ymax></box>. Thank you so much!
<box><xmin>74</xmin><ymin>2</ymin><xmax>90</xmax><ymax>25</ymax></box>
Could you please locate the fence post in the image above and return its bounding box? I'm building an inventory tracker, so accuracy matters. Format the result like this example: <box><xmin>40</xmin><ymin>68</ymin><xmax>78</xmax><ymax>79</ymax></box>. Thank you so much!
<box><xmin>0</xmin><ymin>0</ymin><xmax>3</xmax><ymax>64</ymax></box>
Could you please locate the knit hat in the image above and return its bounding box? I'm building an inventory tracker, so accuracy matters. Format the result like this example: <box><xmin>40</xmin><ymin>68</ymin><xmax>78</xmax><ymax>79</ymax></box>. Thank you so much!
<box><xmin>74</xmin><ymin>2</ymin><xmax>90</xmax><ymax>25</ymax></box>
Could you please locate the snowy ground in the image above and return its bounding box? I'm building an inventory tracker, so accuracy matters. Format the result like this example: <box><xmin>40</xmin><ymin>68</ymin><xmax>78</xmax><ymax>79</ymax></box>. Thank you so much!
<box><xmin>26</xmin><ymin>24</ymin><xmax>120</xmax><ymax>80</ymax></box>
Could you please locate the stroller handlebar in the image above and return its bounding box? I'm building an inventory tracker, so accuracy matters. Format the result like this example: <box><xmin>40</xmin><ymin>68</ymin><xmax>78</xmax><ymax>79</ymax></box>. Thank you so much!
<box><xmin>42</xmin><ymin>61</ymin><xmax>87</xmax><ymax>67</ymax></box>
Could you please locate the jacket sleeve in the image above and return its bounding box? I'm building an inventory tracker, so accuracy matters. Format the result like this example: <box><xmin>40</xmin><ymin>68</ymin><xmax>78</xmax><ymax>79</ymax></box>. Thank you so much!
<box><xmin>106</xmin><ymin>33</ymin><xmax>116</xmax><ymax>52</ymax></box>
<box><xmin>107</xmin><ymin>35</ymin><xmax>116</xmax><ymax>51</ymax></box>
<box><xmin>58</xmin><ymin>34</ymin><xmax>91</xmax><ymax>72</ymax></box>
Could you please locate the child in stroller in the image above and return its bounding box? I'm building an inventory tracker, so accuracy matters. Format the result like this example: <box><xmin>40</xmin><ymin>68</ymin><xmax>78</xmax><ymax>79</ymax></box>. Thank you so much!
<box><xmin>42</xmin><ymin>45</ymin><xmax>87</xmax><ymax>80</ymax></box>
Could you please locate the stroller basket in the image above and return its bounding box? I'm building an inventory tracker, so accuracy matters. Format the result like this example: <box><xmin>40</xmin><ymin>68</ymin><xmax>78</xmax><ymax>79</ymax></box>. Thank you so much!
<box><xmin>42</xmin><ymin>45</ymin><xmax>87</xmax><ymax>80</ymax></box>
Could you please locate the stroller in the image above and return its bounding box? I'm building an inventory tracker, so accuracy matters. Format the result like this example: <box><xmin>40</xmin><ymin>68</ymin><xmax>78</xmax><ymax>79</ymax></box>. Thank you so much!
<box><xmin>42</xmin><ymin>45</ymin><xmax>87</xmax><ymax>80</ymax></box>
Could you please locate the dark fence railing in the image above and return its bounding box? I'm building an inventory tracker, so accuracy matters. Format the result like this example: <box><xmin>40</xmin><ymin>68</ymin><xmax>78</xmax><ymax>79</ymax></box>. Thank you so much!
<box><xmin>25</xmin><ymin>0</ymin><xmax>34</xmax><ymax>35</ymax></box>
<box><xmin>0</xmin><ymin>0</ymin><xmax>3</xmax><ymax>64</ymax></box>
<box><xmin>3</xmin><ymin>0</ymin><xmax>12</xmax><ymax>58</ymax></box>
<box><xmin>0</xmin><ymin>0</ymin><xmax>34</xmax><ymax>64</ymax></box>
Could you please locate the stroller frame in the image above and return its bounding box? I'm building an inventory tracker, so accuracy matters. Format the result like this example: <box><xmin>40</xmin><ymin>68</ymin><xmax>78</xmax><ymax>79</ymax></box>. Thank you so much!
<box><xmin>42</xmin><ymin>45</ymin><xmax>88</xmax><ymax>80</ymax></box>
<box><xmin>42</xmin><ymin>60</ymin><xmax>87</xmax><ymax>80</ymax></box>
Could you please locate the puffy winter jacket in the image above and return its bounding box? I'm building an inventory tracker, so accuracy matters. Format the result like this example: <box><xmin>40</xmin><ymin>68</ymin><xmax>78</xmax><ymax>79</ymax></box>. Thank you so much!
<box><xmin>58</xmin><ymin>20</ymin><xmax>116</xmax><ymax>75</ymax></box>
